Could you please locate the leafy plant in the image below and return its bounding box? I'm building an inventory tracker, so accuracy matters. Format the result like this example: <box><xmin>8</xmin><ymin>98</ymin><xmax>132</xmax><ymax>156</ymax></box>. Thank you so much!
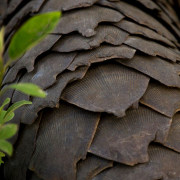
<box><xmin>0</xmin><ymin>11</ymin><xmax>61</xmax><ymax>165</ymax></box>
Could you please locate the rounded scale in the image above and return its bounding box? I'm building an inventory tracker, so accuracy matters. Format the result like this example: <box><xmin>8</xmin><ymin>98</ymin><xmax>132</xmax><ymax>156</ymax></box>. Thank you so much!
<box><xmin>62</xmin><ymin>63</ymin><xmax>150</xmax><ymax>117</ymax></box>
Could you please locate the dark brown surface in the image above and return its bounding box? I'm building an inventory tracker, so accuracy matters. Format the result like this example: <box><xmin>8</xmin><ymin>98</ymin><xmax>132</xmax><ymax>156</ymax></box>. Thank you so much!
<box><xmin>11</xmin><ymin>52</ymin><xmax>76</xmax><ymax>104</ymax></box>
<box><xmin>54</xmin><ymin>5</ymin><xmax>124</xmax><ymax>37</ymax></box>
<box><xmin>77</xmin><ymin>154</ymin><xmax>113</xmax><ymax>180</ymax></box>
<box><xmin>140</xmin><ymin>81</ymin><xmax>180</xmax><ymax>117</ymax></box>
<box><xmin>124</xmin><ymin>36</ymin><xmax>180</xmax><ymax>62</ymax></box>
<box><xmin>93</xmin><ymin>145</ymin><xmax>180</xmax><ymax>180</ymax></box>
<box><xmin>62</xmin><ymin>63</ymin><xmax>149</xmax><ymax>117</ymax></box>
<box><xmin>29</xmin><ymin>103</ymin><xmax>100</xmax><ymax>180</ymax></box>
<box><xmin>164</xmin><ymin>113</ymin><xmax>180</xmax><ymax>152</ymax></box>
<box><xmin>89</xmin><ymin>106</ymin><xmax>171</xmax><ymax>165</ymax></box>
<box><xmin>115</xmin><ymin>19</ymin><xmax>175</xmax><ymax>47</ymax></box>
<box><xmin>53</xmin><ymin>25</ymin><xmax>129</xmax><ymax>52</ymax></box>
<box><xmin>116</xmin><ymin>55</ymin><xmax>180</xmax><ymax>88</ymax></box>
<box><xmin>27</xmin><ymin>52</ymin><xmax>76</xmax><ymax>89</ymax></box>
<box><xmin>68</xmin><ymin>45</ymin><xmax>136</xmax><ymax>71</ymax></box>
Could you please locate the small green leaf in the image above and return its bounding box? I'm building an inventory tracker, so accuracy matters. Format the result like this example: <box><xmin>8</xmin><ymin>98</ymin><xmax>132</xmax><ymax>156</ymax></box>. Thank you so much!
<box><xmin>8</xmin><ymin>11</ymin><xmax>61</xmax><ymax>61</ymax></box>
<box><xmin>0</xmin><ymin>98</ymin><xmax>10</xmax><ymax>112</ymax></box>
<box><xmin>2</xmin><ymin>112</ymin><xmax>14</xmax><ymax>123</ymax></box>
<box><xmin>0</xmin><ymin>124</ymin><xmax>17</xmax><ymax>139</ymax></box>
<box><xmin>0</xmin><ymin>151</ymin><xmax>5</xmax><ymax>165</ymax></box>
<box><xmin>0</xmin><ymin>110</ymin><xmax>6</xmax><ymax>124</ymax></box>
<box><xmin>0</xmin><ymin>139</ymin><xmax>13</xmax><ymax>156</ymax></box>
<box><xmin>0</xmin><ymin>27</ymin><xmax>4</xmax><ymax>55</ymax></box>
<box><xmin>3</xmin><ymin>100</ymin><xmax>32</xmax><ymax>123</ymax></box>
<box><xmin>8</xmin><ymin>83</ymin><xmax>47</xmax><ymax>98</ymax></box>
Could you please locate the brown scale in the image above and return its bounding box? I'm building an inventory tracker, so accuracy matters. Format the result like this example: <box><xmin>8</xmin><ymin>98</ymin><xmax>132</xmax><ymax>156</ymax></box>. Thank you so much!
<box><xmin>17</xmin><ymin>66</ymin><xmax>88</xmax><ymax>125</ymax></box>
<box><xmin>5</xmin><ymin>0</ymin><xmax>45</xmax><ymax>36</ymax></box>
<box><xmin>53</xmin><ymin>25</ymin><xmax>129</xmax><ymax>52</ymax></box>
<box><xmin>27</xmin><ymin>52</ymin><xmax>76</xmax><ymax>90</ymax></box>
<box><xmin>89</xmin><ymin>106</ymin><xmax>171</xmax><ymax>166</ymax></box>
<box><xmin>164</xmin><ymin>113</ymin><xmax>180</xmax><ymax>153</ymax></box>
<box><xmin>124</xmin><ymin>36</ymin><xmax>180</xmax><ymax>62</ymax></box>
<box><xmin>135</xmin><ymin>0</ymin><xmax>180</xmax><ymax>38</ymax></box>
<box><xmin>29</xmin><ymin>103</ymin><xmax>100</xmax><ymax>180</ymax></box>
<box><xmin>116</xmin><ymin>54</ymin><xmax>180</xmax><ymax>88</ymax></box>
<box><xmin>11</xmin><ymin>52</ymin><xmax>76</xmax><ymax>104</ymax></box>
<box><xmin>54</xmin><ymin>5</ymin><xmax>124</xmax><ymax>37</ymax></box>
<box><xmin>41</xmin><ymin>0</ymin><xmax>98</xmax><ymax>12</ymax></box>
<box><xmin>67</xmin><ymin>45</ymin><xmax>136</xmax><ymax>71</ymax></box>
<box><xmin>76</xmin><ymin>154</ymin><xmax>113</xmax><ymax>180</ymax></box>
<box><xmin>62</xmin><ymin>63</ymin><xmax>150</xmax><ymax>117</ymax></box>
<box><xmin>7</xmin><ymin>0</ymin><xmax>25</xmax><ymax>15</ymax></box>
<box><xmin>115</xmin><ymin>19</ymin><xmax>175</xmax><ymax>47</ymax></box>
<box><xmin>11</xmin><ymin>52</ymin><xmax>76</xmax><ymax>122</ymax></box>
<box><xmin>135</xmin><ymin>0</ymin><xmax>161</xmax><ymax>11</ymax></box>
<box><xmin>98</xmin><ymin>0</ymin><xmax>177</xmax><ymax>42</ymax></box>
<box><xmin>156</xmin><ymin>0</ymin><xmax>180</xmax><ymax>29</ymax></box>
<box><xmin>93</xmin><ymin>145</ymin><xmax>180</xmax><ymax>180</ymax></box>
<box><xmin>4</xmin><ymin>116</ymin><xmax>41</xmax><ymax>180</ymax></box>
<box><xmin>109</xmin><ymin>0</ymin><xmax>161</xmax><ymax>11</ymax></box>
<box><xmin>140</xmin><ymin>81</ymin><xmax>180</xmax><ymax>117</ymax></box>
<box><xmin>3</xmin><ymin>34</ymin><xmax>60</xmax><ymax>85</ymax></box>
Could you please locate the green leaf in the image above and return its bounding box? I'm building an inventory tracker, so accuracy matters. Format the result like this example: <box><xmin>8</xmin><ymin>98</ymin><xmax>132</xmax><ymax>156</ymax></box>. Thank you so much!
<box><xmin>0</xmin><ymin>139</ymin><xmax>13</xmax><ymax>156</ymax></box>
<box><xmin>0</xmin><ymin>98</ymin><xmax>10</xmax><ymax>124</ymax></box>
<box><xmin>3</xmin><ymin>100</ymin><xmax>32</xmax><ymax>123</ymax></box>
<box><xmin>0</xmin><ymin>27</ymin><xmax>4</xmax><ymax>55</ymax></box>
<box><xmin>0</xmin><ymin>151</ymin><xmax>5</xmax><ymax>165</ymax></box>
<box><xmin>0</xmin><ymin>98</ymin><xmax>10</xmax><ymax>112</ymax></box>
<box><xmin>8</xmin><ymin>83</ymin><xmax>47</xmax><ymax>98</ymax></box>
<box><xmin>0</xmin><ymin>124</ymin><xmax>17</xmax><ymax>139</ymax></box>
<box><xmin>3</xmin><ymin>112</ymin><xmax>14</xmax><ymax>123</ymax></box>
<box><xmin>0</xmin><ymin>110</ymin><xmax>6</xmax><ymax>124</ymax></box>
<box><xmin>8</xmin><ymin>11</ymin><xmax>61</xmax><ymax>61</ymax></box>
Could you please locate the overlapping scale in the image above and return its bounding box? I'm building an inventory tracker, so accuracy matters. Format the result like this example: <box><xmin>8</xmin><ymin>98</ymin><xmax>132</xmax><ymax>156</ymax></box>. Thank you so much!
<box><xmin>54</xmin><ymin>5</ymin><xmax>124</xmax><ymax>37</ymax></box>
<box><xmin>53</xmin><ymin>25</ymin><xmax>129</xmax><ymax>52</ymax></box>
<box><xmin>89</xmin><ymin>106</ymin><xmax>171</xmax><ymax>165</ymax></box>
<box><xmin>18</xmin><ymin>66</ymin><xmax>88</xmax><ymax>124</ymax></box>
<box><xmin>67</xmin><ymin>45</ymin><xmax>136</xmax><ymax>71</ymax></box>
<box><xmin>98</xmin><ymin>0</ymin><xmax>177</xmax><ymax>42</ymax></box>
<box><xmin>115</xmin><ymin>19</ymin><xmax>175</xmax><ymax>47</ymax></box>
<box><xmin>62</xmin><ymin>63</ymin><xmax>149</xmax><ymax>117</ymax></box>
<box><xmin>140</xmin><ymin>81</ymin><xmax>180</xmax><ymax>117</ymax></box>
<box><xmin>77</xmin><ymin>154</ymin><xmax>113</xmax><ymax>180</ymax></box>
<box><xmin>41</xmin><ymin>0</ymin><xmax>99</xmax><ymax>12</ymax></box>
<box><xmin>2</xmin><ymin>0</ymin><xmax>180</xmax><ymax>179</ymax></box>
<box><xmin>116</xmin><ymin>54</ymin><xmax>180</xmax><ymax>88</ymax></box>
<box><xmin>93</xmin><ymin>145</ymin><xmax>180</xmax><ymax>180</ymax></box>
<box><xmin>164</xmin><ymin>113</ymin><xmax>180</xmax><ymax>152</ymax></box>
<box><xmin>124</xmin><ymin>36</ymin><xmax>180</xmax><ymax>62</ymax></box>
<box><xmin>29</xmin><ymin>103</ymin><xmax>100</xmax><ymax>180</ymax></box>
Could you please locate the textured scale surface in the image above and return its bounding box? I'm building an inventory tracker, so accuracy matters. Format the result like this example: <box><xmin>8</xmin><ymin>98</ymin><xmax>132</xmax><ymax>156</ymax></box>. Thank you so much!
<box><xmin>1</xmin><ymin>0</ymin><xmax>180</xmax><ymax>179</ymax></box>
